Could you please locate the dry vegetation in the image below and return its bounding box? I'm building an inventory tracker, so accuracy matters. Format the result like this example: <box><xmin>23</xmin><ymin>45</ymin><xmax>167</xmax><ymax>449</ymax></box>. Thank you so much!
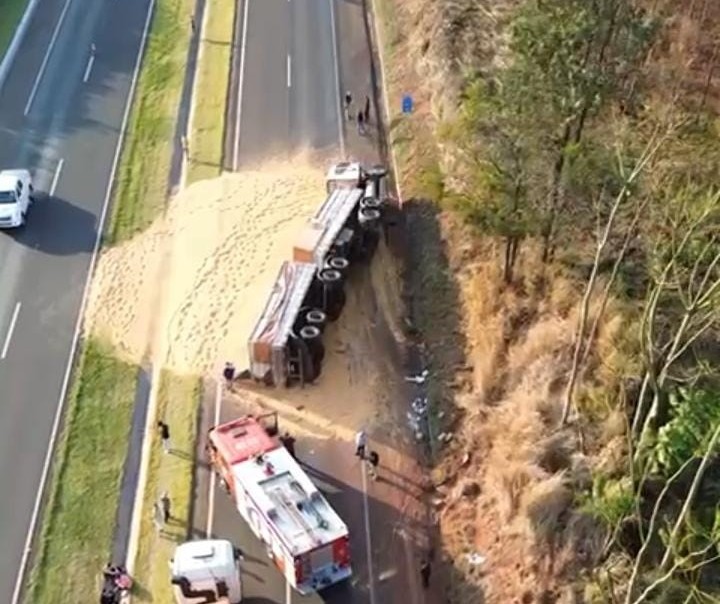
<box><xmin>376</xmin><ymin>0</ymin><xmax>720</xmax><ymax>601</ymax></box>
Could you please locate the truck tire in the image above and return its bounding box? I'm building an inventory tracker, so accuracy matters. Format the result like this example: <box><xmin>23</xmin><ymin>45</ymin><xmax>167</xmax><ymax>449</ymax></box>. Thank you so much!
<box><xmin>367</xmin><ymin>164</ymin><xmax>388</xmax><ymax>179</ymax></box>
<box><xmin>358</xmin><ymin>207</ymin><xmax>381</xmax><ymax>228</ymax></box>
<box><xmin>300</xmin><ymin>325</ymin><xmax>325</xmax><ymax>372</ymax></box>
<box><xmin>360</xmin><ymin>197</ymin><xmax>382</xmax><ymax>211</ymax></box>
<box><xmin>305</xmin><ymin>309</ymin><xmax>327</xmax><ymax>332</ymax></box>
<box><xmin>318</xmin><ymin>268</ymin><xmax>342</xmax><ymax>284</ymax></box>
<box><xmin>327</xmin><ymin>256</ymin><xmax>349</xmax><ymax>271</ymax></box>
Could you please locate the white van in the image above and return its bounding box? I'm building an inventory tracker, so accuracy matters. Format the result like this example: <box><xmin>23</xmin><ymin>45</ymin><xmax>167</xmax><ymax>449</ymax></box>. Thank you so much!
<box><xmin>0</xmin><ymin>169</ymin><xmax>34</xmax><ymax>228</ymax></box>
<box><xmin>170</xmin><ymin>540</ymin><xmax>243</xmax><ymax>604</ymax></box>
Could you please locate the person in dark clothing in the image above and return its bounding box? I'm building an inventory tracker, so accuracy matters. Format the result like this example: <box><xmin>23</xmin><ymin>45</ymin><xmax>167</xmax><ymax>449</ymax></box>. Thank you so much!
<box><xmin>223</xmin><ymin>361</ymin><xmax>236</xmax><ymax>390</ymax></box>
<box><xmin>420</xmin><ymin>559</ymin><xmax>431</xmax><ymax>589</ymax></box>
<box><xmin>157</xmin><ymin>421</ymin><xmax>170</xmax><ymax>453</ymax></box>
<box><xmin>344</xmin><ymin>91</ymin><xmax>353</xmax><ymax>120</ymax></box>
<box><xmin>367</xmin><ymin>450</ymin><xmax>379</xmax><ymax>480</ymax></box>
<box><xmin>357</xmin><ymin>110</ymin><xmax>365</xmax><ymax>135</ymax></box>
<box><xmin>280</xmin><ymin>432</ymin><xmax>297</xmax><ymax>459</ymax></box>
<box><xmin>363</xmin><ymin>95</ymin><xmax>370</xmax><ymax>124</ymax></box>
<box><xmin>161</xmin><ymin>491</ymin><xmax>172</xmax><ymax>523</ymax></box>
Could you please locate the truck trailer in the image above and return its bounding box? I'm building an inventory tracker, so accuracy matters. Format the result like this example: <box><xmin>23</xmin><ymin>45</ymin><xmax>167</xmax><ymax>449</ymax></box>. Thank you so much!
<box><xmin>246</xmin><ymin>161</ymin><xmax>387</xmax><ymax>387</ymax></box>
<box><xmin>206</xmin><ymin>414</ymin><xmax>352</xmax><ymax>595</ymax></box>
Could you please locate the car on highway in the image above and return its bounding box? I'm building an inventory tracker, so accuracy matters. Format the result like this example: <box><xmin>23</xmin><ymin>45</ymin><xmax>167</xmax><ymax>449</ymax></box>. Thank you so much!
<box><xmin>0</xmin><ymin>169</ymin><xmax>34</xmax><ymax>228</ymax></box>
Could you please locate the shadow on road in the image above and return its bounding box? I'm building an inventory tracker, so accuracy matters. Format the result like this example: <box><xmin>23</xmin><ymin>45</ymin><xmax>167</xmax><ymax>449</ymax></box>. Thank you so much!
<box><xmin>4</xmin><ymin>194</ymin><xmax>97</xmax><ymax>255</ymax></box>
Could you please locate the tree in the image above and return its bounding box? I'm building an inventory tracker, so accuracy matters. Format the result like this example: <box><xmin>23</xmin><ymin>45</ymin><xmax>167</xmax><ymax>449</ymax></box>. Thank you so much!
<box><xmin>632</xmin><ymin>188</ymin><xmax>720</xmax><ymax>453</ymax></box>
<box><xmin>509</xmin><ymin>0</ymin><xmax>657</xmax><ymax>261</ymax></box>
<box><xmin>560</xmin><ymin>127</ymin><xmax>670</xmax><ymax>425</ymax></box>
<box><xmin>444</xmin><ymin>78</ymin><xmax>544</xmax><ymax>283</ymax></box>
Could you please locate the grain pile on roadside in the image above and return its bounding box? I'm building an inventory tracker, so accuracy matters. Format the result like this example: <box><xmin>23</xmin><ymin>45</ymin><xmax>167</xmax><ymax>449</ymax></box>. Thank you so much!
<box><xmin>86</xmin><ymin>154</ymin><xmax>327</xmax><ymax>373</ymax></box>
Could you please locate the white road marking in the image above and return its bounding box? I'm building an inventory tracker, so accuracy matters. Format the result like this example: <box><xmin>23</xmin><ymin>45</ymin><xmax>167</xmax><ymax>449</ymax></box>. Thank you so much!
<box><xmin>1</xmin><ymin>302</ymin><xmax>21</xmax><ymax>360</ymax></box>
<box><xmin>206</xmin><ymin>379</ymin><xmax>222</xmax><ymax>537</ymax></box>
<box><xmin>82</xmin><ymin>53</ymin><xmax>95</xmax><ymax>83</ymax></box>
<box><xmin>49</xmin><ymin>158</ymin><xmax>64</xmax><ymax>197</ymax></box>
<box><xmin>287</xmin><ymin>53</ymin><xmax>292</xmax><ymax>88</ymax></box>
<box><xmin>10</xmin><ymin>0</ymin><xmax>157</xmax><ymax>599</ymax></box>
<box><xmin>232</xmin><ymin>0</ymin><xmax>251</xmax><ymax>171</ymax></box>
<box><xmin>286</xmin><ymin>579</ymin><xmax>292</xmax><ymax>604</ymax></box>
<box><xmin>328</xmin><ymin>0</ymin><xmax>345</xmax><ymax>157</ymax></box>
<box><xmin>361</xmin><ymin>461</ymin><xmax>377</xmax><ymax>604</ymax></box>
<box><xmin>24</xmin><ymin>0</ymin><xmax>74</xmax><ymax>116</ymax></box>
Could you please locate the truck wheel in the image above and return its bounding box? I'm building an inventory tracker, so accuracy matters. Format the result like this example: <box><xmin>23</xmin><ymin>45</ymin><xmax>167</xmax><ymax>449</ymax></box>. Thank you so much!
<box><xmin>360</xmin><ymin>197</ymin><xmax>382</xmax><ymax>210</ymax></box>
<box><xmin>367</xmin><ymin>164</ymin><xmax>388</xmax><ymax>178</ymax></box>
<box><xmin>318</xmin><ymin>268</ymin><xmax>342</xmax><ymax>284</ymax></box>
<box><xmin>326</xmin><ymin>256</ymin><xmax>349</xmax><ymax>273</ymax></box>
<box><xmin>300</xmin><ymin>325</ymin><xmax>325</xmax><ymax>364</ymax></box>
<box><xmin>305</xmin><ymin>309</ymin><xmax>327</xmax><ymax>332</ymax></box>
<box><xmin>358</xmin><ymin>207</ymin><xmax>381</xmax><ymax>228</ymax></box>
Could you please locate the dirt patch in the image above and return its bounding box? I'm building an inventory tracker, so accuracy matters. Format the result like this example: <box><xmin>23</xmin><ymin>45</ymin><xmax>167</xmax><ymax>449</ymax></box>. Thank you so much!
<box><xmin>86</xmin><ymin>153</ymin><xmax>327</xmax><ymax>372</ymax></box>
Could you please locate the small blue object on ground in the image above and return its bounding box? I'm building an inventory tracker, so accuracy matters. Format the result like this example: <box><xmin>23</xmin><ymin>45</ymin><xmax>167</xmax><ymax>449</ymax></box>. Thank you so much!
<box><xmin>402</xmin><ymin>94</ymin><xmax>413</xmax><ymax>114</ymax></box>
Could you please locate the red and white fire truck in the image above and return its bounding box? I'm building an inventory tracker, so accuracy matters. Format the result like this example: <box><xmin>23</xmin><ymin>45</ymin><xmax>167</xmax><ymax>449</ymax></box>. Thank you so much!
<box><xmin>206</xmin><ymin>413</ymin><xmax>352</xmax><ymax>594</ymax></box>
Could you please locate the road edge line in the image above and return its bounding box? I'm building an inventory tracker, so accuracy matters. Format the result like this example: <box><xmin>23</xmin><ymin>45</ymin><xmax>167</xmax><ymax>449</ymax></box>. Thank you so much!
<box><xmin>9</xmin><ymin>0</ymin><xmax>156</xmax><ymax>600</ymax></box>
<box><xmin>365</xmin><ymin>0</ymin><xmax>403</xmax><ymax>205</ymax></box>
<box><xmin>0</xmin><ymin>0</ymin><xmax>42</xmax><ymax>92</ymax></box>
<box><xmin>123</xmin><ymin>362</ymin><xmax>162</xmax><ymax>587</ymax></box>
<box><xmin>232</xmin><ymin>0</ymin><xmax>250</xmax><ymax>171</ymax></box>
<box><xmin>205</xmin><ymin>379</ymin><xmax>222</xmax><ymax>538</ymax></box>
<box><xmin>181</xmin><ymin>0</ymin><xmax>209</xmax><ymax>190</ymax></box>
<box><xmin>361</xmin><ymin>461</ymin><xmax>377</xmax><ymax>604</ymax></box>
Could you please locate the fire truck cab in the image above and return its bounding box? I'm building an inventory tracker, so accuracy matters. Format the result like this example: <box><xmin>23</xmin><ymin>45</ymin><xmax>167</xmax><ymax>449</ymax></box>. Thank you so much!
<box><xmin>206</xmin><ymin>414</ymin><xmax>352</xmax><ymax>594</ymax></box>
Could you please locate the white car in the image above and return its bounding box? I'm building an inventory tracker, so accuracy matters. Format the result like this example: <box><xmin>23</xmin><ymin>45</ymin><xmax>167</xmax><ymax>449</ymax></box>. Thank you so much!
<box><xmin>0</xmin><ymin>169</ymin><xmax>34</xmax><ymax>228</ymax></box>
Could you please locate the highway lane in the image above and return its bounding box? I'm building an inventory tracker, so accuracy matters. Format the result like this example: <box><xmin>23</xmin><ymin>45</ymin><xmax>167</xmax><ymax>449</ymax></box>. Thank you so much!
<box><xmin>0</xmin><ymin>0</ymin><xmax>152</xmax><ymax>598</ymax></box>
<box><xmin>233</xmin><ymin>0</ymin><xmax>343</xmax><ymax>167</ymax></box>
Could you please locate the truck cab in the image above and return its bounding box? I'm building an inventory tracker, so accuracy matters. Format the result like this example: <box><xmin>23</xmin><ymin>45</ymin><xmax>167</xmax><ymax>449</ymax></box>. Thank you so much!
<box><xmin>0</xmin><ymin>169</ymin><xmax>34</xmax><ymax>228</ymax></box>
<box><xmin>170</xmin><ymin>540</ymin><xmax>243</xmax><ymax>604</ymax></box>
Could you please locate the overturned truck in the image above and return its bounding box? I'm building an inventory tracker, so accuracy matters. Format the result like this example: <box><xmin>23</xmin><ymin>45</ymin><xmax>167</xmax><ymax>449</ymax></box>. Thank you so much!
<box><xmin>247</xmin><ymin>162</ymin><xmax>387</xmax><ymax>387</ymax></box>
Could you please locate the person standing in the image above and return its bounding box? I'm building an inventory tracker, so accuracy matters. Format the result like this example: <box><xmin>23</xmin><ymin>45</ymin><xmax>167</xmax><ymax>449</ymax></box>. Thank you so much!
<box><xmin>190</xmin><ymin>15</ymin><xmax>197</xmax><ymax>34</ymax></box>
<box><xmin>363</xmin><ymin>95</ymin><xmax>370</xmax><ymax>124</ymax></box>
<box><xmin>160</xmin><ymin>491</ymin><xmax>172</xmax><ymax>523</ymax></box>
<box><xmin>344</xmin><ymin>91</ymin><xmax>353</xmax><ymax>120</ymax></box>
<box><xmin>158</xmin><ymin>420</ymin><xmax>170</xmax><ymax>454</ymax></box>
<box><xmin>223</xmin><ymin>361</ymin><xmax>236</xmax><ymax>391</ymax></box>
<box><xmin>366</xmin><ymin>450</ymin><xmax>379</xmax><ymax>480</ymax></box>
<box><xmin>354</xmin><ymin>429</ymin><xmax>367</xmax><ymax>459</ymax></box>
<box><xmin>357</xmin><ymin>110</ymin><xmax>365</xmax><ymax>135</ymax></box>
<box><xmin>420</xmin><ymin>559</ymin><xmax>431</xmax><ymax>589</ymax></box>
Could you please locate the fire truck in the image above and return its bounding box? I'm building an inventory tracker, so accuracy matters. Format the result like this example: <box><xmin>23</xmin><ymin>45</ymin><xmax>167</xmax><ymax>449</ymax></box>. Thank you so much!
<box><xmin>206</xmin><ymin>413</ymin><xmax>352</xmax><ymax>594</ymax></box>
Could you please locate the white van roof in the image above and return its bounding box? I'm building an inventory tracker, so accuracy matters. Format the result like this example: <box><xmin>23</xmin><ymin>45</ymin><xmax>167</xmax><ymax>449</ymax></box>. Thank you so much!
<box><xmin>172</xmin><ymin>539</ymin><xmax>236</xmax><ymax>581</ymax></box>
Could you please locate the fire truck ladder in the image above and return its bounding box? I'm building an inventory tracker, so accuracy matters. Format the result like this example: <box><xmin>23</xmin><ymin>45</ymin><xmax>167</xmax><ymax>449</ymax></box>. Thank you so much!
<box><xmin>268</xmin><ymin>481</ymin><xmax>325</xmax><ymax>547</ymax></box>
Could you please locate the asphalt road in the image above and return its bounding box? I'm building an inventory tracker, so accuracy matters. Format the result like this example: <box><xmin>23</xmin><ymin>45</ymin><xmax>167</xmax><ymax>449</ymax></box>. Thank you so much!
<box><xmin>197</xmin><ymin>0</ymin><xmax>419</xmax><ymax>602</ymax></box>
<box><xmin>231</xmin><ymin>0</ymin><xmax>343</xmax><ymax>168</ymax></box>
<box><xmin>0</xmin><ymin>0</ymin><xmax>152</xmax><ymax>597</ymax></box>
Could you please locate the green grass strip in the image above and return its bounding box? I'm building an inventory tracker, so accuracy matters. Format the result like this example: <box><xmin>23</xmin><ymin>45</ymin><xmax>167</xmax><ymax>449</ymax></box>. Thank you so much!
<box><xmin>26</xmin><ymin>339</ymin><xmax>138</xmax><ymax>603</ymax></box>
<box><xmin>109</xmin><ymin>0</ymin><xmax>196</xmax><ymax>244</ymax></box>
<box><xmin>187</xmin><ymin>0</ymin><xmax>235</xmax><ymax>184</ymax></box>
<box><xmin>132</xmin><ymin>370</ymin><xmax>199</xmax><ymax>601</ymax></box>
<box><xmin>0</xmin><ymin>0</ymin><xmax>28</xmax><ymax>58</ymax></box>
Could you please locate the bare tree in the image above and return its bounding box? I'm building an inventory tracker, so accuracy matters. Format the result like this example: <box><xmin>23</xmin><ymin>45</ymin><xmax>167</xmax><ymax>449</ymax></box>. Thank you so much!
<box><xmin>560</xmin><ymin>131</ymin><xmax>670</xmax><ymax>425</ymax></box>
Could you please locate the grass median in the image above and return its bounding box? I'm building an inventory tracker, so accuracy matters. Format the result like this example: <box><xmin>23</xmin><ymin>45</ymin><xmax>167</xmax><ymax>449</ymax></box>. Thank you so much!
<box><xmin>132</xmin><ymin>370</ymin><xmax>200</xmax><ymax>601</ymax></box>
<box><xmin>0</xmin><ymin>0</ymin><xmax>28</xmax><ymax>58</ymax></box>
<box><xmin>186</xmin><ymin>0</ymin><xmax>235</xmax><ymax>184</ymax></box>
<box><xmin>109</xmin><ymin>0</ymin><xmax>196</xmax><ymax>244</ymax></box>
<box><xmin>26</xmin><ymin>339</ymin><xmax>138</xmax><ymax>603</ymax></box>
